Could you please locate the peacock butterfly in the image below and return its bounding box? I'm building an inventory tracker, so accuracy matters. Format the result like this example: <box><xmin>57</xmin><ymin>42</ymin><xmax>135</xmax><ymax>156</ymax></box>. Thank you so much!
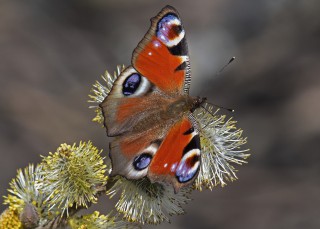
<box><xmin>100</xmin><ymin>5</ymin><xmax>207</xmax><ymax>193</ymax></box>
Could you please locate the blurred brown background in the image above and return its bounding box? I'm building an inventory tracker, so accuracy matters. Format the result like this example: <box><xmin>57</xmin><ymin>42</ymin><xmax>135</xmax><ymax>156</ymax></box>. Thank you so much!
<box><xmin>1</xmin><ymin>0</ymin><xmax>320</xmax><ymax>228</ymax></box>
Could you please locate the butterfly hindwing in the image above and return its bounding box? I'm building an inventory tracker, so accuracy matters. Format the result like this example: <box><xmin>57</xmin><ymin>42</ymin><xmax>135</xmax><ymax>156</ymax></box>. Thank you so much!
<box><xmin>148</xmin><ymin>116</ymin><xmax>201</xmax><ymax>192</ymax></box>
<box><xmin>100</xmin><ymin>66</ymin><xmax>157</xmax><ymax>136</ymax></box>
<box><xmin>109</xmin><ymin>125</ymin><xmax>165</xmax><ymax>179</ymax></box>
<box><xmin>132</xmin><ymin>5</ymin><xmax>191</xmax><ymax>95</ymax></box>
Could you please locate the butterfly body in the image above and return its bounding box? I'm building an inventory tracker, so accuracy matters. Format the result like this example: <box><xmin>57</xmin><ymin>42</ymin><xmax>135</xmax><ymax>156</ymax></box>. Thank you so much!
<box><xmin>100</xmin><ymin>6</ymin><xmax>205</xmax><ymax>192</ymax></box>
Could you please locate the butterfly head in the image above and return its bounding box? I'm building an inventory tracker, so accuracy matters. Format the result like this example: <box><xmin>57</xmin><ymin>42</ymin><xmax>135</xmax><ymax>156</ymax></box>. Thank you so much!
<box><xmin>190</xmin><ymin>96</ymin><xmax>207</xmax><ymax>112</ymax></box>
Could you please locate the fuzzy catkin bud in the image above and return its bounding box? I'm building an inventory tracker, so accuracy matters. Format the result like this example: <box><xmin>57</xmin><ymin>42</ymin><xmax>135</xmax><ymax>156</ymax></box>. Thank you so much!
<box><xmin>20</xmin><ymin>203</ymin><xmax>39</xmax><ymax>229</ymax></box>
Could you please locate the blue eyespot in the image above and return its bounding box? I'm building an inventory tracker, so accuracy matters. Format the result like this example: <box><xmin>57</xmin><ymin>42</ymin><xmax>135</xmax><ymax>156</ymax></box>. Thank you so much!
<box><xmin>122</xmin><ymin>73</ymin><xmax>141</xmax><ymax>96</ymax></box>
<box><xmin>133</xmin><ymin>153</ymin><xmax>152</xmax><ymax>171</ymax></box>
<box><xmin>157</xmin><ymin>14</ymin><xmax>179</xmax><ymax>42</ymax></box>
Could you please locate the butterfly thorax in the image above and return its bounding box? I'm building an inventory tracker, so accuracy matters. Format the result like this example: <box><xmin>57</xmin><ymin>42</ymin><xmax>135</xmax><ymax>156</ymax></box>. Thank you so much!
<box><xmin>166</xmin><ymin>95</ymin><xmax>205</xmax><ymax>118</ymax></box>
<box><xmin>129</xmin><ymin>96</ymin><xmax>203</xmax><ymax>135</ymax></box>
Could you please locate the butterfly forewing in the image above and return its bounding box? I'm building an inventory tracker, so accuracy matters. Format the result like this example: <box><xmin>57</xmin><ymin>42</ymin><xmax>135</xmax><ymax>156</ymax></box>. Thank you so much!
<box><xmin>132</xmin><ymin>5</ymin><xmax>191</xmax><ymax>95</ymax></box>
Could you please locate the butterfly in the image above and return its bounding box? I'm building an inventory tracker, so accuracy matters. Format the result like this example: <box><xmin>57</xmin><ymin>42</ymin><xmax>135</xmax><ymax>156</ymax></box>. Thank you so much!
<box><xmin>100</xmin><ymin>5</ymin><xmax>207</xmax><ymax>193</ymax></box>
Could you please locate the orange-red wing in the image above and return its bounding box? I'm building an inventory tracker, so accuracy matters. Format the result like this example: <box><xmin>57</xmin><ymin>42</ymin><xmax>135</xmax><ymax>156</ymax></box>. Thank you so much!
<box><xmin>148</xmin><ymin>116</ymin><xmax>201</xmax><ymax>193</ymax></box>
<box><xmin>132</xmin><ymin>5</ymin><xmax>191</xmax><ymax>95</ymax></box>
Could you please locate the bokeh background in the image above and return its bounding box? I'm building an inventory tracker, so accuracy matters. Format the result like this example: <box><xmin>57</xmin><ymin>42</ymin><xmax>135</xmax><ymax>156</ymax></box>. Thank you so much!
<box><xmin>1</xmin><ymin>0</ymin><xmax>320</xmax><ymax>228</ymax></box>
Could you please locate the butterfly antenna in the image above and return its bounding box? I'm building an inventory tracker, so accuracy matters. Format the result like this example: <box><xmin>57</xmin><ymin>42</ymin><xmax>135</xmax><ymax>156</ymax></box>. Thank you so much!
<box><xmin>215</xmin><ymin>56</ymin><xmax>236</xmax><ymax>76</ymax></box>
<box><xmin>198</xmin><ymin>56</ymin><xmax>236</xmax><ymax>129</ymax></box>
<box><xmin>199</xmin><ymin>56</ymin><xmax>236</xmax><ymax>98</ymax></box>
<box><xmin>200</xmin><ymin>103</ymin><xmax>234</xmax><ymax>115</ymax></box>
<box><xmin>212</xmin><ymin>104</ymin><xmax>234</xmax><ymax>113</ymax></box>
<box><xmin>211</xmin><ymin>57</ymin><xmax>236</xmax><ymax>113</ymax></box>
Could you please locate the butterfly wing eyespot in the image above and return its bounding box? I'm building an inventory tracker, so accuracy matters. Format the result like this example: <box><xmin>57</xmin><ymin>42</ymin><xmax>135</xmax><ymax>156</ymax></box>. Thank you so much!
<box><xmin>122</xmin><ymin>73</ymin><xmax>152</xmax><ymax>97</ymax></box>
<box><xmin>106</xmin><ymin>67</ymin><xmax>152</xmax><ymax>99</ymax></box>
<box><xmin>176</xmin><ymin>149</ymin><xmax>201</xmax><ymax>183</ymax></box>
<box><xmin>156</xmin><ymin>14</ymin><xmax>186</xmax><ymax>49</ymax></box>
<box><xmin>133</xmin><ymin>153</ymin><xmax>153</xmax><ymax>171</ymax></box>
<box><xmin>122</xmin><ymin>73</ymin><xmax>141</xmax><ymax>96</ymax></box>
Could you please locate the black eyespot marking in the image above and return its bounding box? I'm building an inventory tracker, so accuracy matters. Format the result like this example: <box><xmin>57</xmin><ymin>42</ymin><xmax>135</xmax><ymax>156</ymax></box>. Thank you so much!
<box><xmin>191</xmin><ymin>154</ymin><xmax>200</xmax><ymax>164</ymax></box>
<box><xmin>168</xmin><ymin>37</ymin><xmax>188</xmax><ymax>56</ymax></box>
<box><xmin>133</xmin><ymin>153</ymin><xmax>152</xmax><ymax>170</ymax></box>
<box><xmin>173</xmin><ymin>25</ymin><xmax>183</xmax><ymax>35</ymax></box>
<box><xmin>183</xmin><ymin>127</ymin><xmax>194</xmax><ymax>135</ymax></box>
<box><xmin>175</xmin><ymin>62</ymin><xmax>187</xmax><ymax>72</ymax></box>
<box><xmin>122</xmin><ymin>73</ymin><xmax>141</xmax><ymax>96</ymax></box>
<box><xmin>183</xmin><ymin>135</ymin><xmax>201</xmax><ymax>155</ymax></box>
